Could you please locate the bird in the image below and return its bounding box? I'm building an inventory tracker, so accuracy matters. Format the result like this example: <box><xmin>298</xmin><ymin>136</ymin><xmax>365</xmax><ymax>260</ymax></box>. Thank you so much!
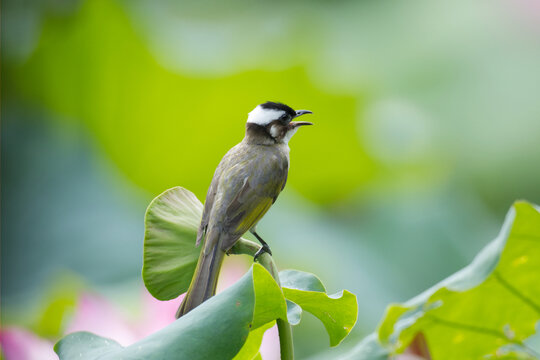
<box><xmin>176</xmin><ymin>101</ymin><xmax>313</xmax><ymax>318</ymax></box>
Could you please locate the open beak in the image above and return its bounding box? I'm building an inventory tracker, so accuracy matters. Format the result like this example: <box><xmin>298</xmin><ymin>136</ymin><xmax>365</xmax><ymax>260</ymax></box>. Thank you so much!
<box><xmin>291</xmin><ymin>110</ymin><xmax>313</xmax><ymax>127</ymax></box>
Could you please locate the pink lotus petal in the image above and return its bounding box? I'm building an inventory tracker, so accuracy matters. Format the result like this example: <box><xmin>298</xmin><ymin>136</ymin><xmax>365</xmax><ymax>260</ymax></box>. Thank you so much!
<box><xmin>217</xmin><ymin>257</ymin><xmax>250</xmax><ymax>293</ymax></box>
<box><xmin>260</xmin><ymin>324</ymin><xmax>280</xmax><ymax>360</ymax></box>
<box><xmin>0</xmin><ymin>327</ymin><xmax>56</xmax><ymax>360</ymax></box>
<box><xmin>0</xmin><ymin>261</ymin><xmax>281</xmax><ymax>360</ymax></box>
<box><xmin>135</xmin><ymin>291</ymin><xmax>184</xmax><ymax>339</ymax></box>
<box><xmin>65</xmin><ymin>293</ymin><xmax>137</xmax><ymax>346</ymax></box>
<box><xmin>396</xmin><ymin>355</ymin><xmax>427</xmax><ymax>360</ymax></box>
<box><xmin>509</xmin><ymin>0</ymin><xmax>540</xmax><ymax>31</ymax></box>
<box><xmin>134</xmin><ymin>259</ymin><xmax>248</xmax><ymax>340</ymax></box>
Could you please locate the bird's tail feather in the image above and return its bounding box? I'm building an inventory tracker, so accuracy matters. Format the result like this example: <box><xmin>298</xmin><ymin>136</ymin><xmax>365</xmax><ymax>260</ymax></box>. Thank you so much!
<box><xmin>176</xmin><ymin>231</ymin><xmax>225</xmax><ymax>318</ymax></box>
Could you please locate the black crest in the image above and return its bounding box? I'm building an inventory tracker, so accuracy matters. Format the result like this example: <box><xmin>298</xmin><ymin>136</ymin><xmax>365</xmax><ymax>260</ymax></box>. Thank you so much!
<box><xmin>259</xmin><ymin>101</ymin><xmax>296</xmax><ymax>118</ymax></box>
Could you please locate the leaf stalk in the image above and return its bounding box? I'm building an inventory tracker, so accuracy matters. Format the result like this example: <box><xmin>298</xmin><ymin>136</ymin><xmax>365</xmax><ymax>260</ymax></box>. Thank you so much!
<box><xmin>229</xmin><ymin>238</ymin><xmax>294</xmax><ymax>360</ymax></box>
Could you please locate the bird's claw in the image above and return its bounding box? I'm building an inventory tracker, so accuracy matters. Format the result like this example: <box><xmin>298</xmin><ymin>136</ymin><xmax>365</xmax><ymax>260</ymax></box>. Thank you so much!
<box><xmin>254</xmin><ymin>244</ymin><xmax>272</xmax><ymax>262</ymax></box>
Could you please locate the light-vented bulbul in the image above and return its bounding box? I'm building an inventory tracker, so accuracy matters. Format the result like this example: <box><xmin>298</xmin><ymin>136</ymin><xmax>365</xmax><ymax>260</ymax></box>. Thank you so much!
<box><xmin>176</xmin><ymin>101</ymin><xmax>312</xmax><ymax>318</ymax></box>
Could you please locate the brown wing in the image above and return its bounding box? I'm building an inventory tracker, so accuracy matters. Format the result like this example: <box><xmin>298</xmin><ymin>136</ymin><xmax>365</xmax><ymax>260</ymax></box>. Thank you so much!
<box><xmin>196</xmin><ymin>144</ymin><xmax>242</xmax><ymax>246</ymax></box>
<box><xmin>196</xmin><ymin>166</ymin><xmax>222</xmax><ymax>246</ymax></box>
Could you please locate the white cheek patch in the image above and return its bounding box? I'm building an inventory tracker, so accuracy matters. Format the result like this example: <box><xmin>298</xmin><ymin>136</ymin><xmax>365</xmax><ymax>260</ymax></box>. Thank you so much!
<box><xmin>282</xmin><ymin>127</ymin><xmax>299</xmax><ymax>144</ymax></box>
<box><xmin>270</xmin><ymin>124</ymin><xmax>281</xmax><ymax>138</ymax></box>
<box><xmin>247</xmin><ymin>105</ymin><xmax>284</xmax><ymax>126</ymax></box>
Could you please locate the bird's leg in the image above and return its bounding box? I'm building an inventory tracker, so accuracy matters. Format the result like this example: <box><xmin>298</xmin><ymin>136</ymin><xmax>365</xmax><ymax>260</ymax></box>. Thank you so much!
<box><xmin>250</xmin><ymin>229</ymin><xmax>272</xmax><ymax>260</ymax></box>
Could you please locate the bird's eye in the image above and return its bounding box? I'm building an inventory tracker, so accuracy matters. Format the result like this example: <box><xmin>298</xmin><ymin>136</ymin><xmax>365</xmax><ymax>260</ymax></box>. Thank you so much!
<box><xmin>280</xmin><ymin>114</ymin><xmax>289</xmax><ymax>121</ymax></box>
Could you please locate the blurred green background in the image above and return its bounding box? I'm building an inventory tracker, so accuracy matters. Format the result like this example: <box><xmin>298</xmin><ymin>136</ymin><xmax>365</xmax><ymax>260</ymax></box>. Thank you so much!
<box><xmin>2</xmin><ymin>0</ymin><xmax>540</xmax><ymax>358</ymax></box>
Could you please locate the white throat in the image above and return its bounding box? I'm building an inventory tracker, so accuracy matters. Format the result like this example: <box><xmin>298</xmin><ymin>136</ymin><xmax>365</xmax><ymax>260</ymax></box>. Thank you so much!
<box><xmin>247</xmin><ymin>105</ymin><xmax>285</xmax><ymax>126</ymax></box>
<box><xmin>282</xmin><ymin>127</ymin><xmax>298</xmax><ymax>144</ymax></box>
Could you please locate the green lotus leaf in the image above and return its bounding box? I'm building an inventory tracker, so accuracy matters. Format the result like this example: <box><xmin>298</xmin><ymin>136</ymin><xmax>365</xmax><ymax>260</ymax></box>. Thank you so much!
<box><xmin>142</xmin><ymin>186</ymin><xmax>203</xmax><ymax>300</ymax></box>
<box><xmin>279</xmin><ymin>269</ymin><xmax>358</xmax><ymax>347</ymax></box>
<box><xmin>56</xmin><ymin>264</ymin><xmax>286</xmax><ymax>360</ymax></box>
<box><xmin>341</xmin><ymin>201</ymin><xmax>540</xmax><ymax>359</ymax></box>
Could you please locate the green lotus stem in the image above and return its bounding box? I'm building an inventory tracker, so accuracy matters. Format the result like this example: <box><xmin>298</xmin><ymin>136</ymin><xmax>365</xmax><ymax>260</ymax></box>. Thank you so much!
<box><xmin>275</xmin><ymin>318</ymin><xmax>294</xmax><ymax>360</ymax></box>
<box><xmin>229</xmin><ymin>238</ymin><xmax>294</xmax><ymax>360</ymax></box>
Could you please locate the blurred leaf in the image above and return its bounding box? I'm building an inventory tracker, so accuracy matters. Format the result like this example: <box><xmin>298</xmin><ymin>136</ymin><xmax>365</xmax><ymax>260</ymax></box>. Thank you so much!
<box><xmin>13</xmin><ymin>0</ymin><xmax>375</xmax><ymax>204</ymax></box>
<box><xmin>376</xmin><ymin>305</ymin><xmax>408</xmax><ymax>346</ymax></box>
<box><xmin>35</xmin><ymin>296</ymin><xmax>76</xmax><ymax>338</ymax></box>
<box><xmin>483</xmin><ymin>342</ymin><xmax>538</xmax><ymax>360</ymax></box>
<box><xmin>33</xmin><ymin>274</ymin><xmax>84</xmax><ymax>338</ymax></box>
<box><xmin>56</xmin><ymin>264</ymin><xmax>287</xmax><ymax>360</ymax></box>
<box><xmin>339</xmin><ymin>333</ymin><xmax>389</xmax><ymax>360</ymax></box>
<box><xmin>373</xmin><ymin>201</ymin><xmax>540</xmax><ymax>359</ymax></box>
<box><xmin>280</xmin><ymin>269</ymin><xmax>358</xmax><ymax>347</ymax></box>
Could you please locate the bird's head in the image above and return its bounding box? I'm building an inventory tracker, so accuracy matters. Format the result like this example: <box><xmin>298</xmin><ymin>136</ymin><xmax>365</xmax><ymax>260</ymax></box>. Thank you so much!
<box><xmin>245</xmin><ymin>101</ymin><xmax>313</xmax><ymax>144</ymax></box>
